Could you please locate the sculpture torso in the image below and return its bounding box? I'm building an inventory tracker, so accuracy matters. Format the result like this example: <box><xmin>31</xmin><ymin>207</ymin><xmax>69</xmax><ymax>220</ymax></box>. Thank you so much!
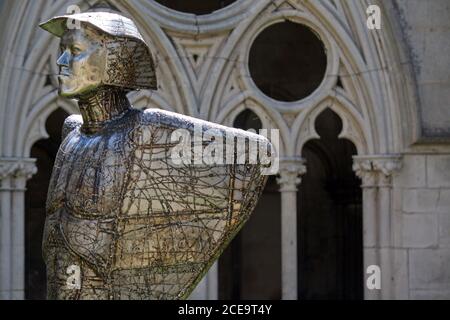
<box><xmin>44</xmin><ymin>107</ymin><xmax>269</xmax><ymax>300</ymax></box>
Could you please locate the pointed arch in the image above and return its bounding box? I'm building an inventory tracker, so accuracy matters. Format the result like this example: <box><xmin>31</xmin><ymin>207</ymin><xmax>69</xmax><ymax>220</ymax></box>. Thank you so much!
<box><xmin>294</xmin><ymin>94</ymin><xmax>370</xmax><ymax>157</ymax></box>
<box><xmin>204</xmin><ymin>0</ymin><xmax>419</xmax><ymax>158</ymax></box>
<box><xmin>0</xmin><ymin>0</ymin><xmax>199</xmax><ymax>157</ymax></box>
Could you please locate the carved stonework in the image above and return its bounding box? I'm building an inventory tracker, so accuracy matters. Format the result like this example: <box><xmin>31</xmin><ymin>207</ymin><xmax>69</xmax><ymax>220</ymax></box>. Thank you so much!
<box><xmin>353</xmin><ymin>155</ymin><xmax>402</xmax><ymax>187</ymax></box>
<box><xmin>277</xmin><ymin>157</ymin><xmax>307</xmax><ymax>192</ymax></box>
<box><xmin>0</xmin><ymin>158</ymin><xmax>37</xmax><ymax>181</ymax></box>
<box><xmin>1</xmin><ymin>0</ymin><xmax>420</xmax><ymax>183</ymax></box>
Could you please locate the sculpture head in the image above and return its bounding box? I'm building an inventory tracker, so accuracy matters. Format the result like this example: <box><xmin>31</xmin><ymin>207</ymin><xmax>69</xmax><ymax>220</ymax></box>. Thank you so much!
<box><xmin>40</xmin><ymin>12</ymin><xmax>157</xmax><ymax>99</ymax></box>
<box><xmin>55</xmin><ymin>26</ymin><xmax>107</xmax><ymax>97</ymax></box>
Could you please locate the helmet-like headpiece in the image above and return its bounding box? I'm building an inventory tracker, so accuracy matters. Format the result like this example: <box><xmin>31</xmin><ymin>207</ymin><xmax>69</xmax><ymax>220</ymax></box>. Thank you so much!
<box><xmin>40</xmin><ymin>12</ymin><xmax>157</xmax><ymax>91</ymax></box>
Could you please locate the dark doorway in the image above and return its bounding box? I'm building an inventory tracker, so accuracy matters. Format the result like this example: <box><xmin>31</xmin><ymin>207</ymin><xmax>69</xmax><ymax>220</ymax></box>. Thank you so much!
<box><xmin>25</xmin><ymin>108</ymin><xmax>68</xmax><ymax>300</ymax></box>
<box><xmin>298</xmin><ymin>108</ymin><xmax>363</xmax><ymax>300</ymax></box>
<box><xmin>219</xmin><ymin>110</ymin><xmax>282</xmax><ymax>299</ymax></box>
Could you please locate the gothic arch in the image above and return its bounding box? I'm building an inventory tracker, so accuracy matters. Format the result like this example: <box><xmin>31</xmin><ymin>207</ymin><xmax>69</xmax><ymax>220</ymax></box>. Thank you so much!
<box><xmin>203</xmin><ymin>0</ymin><xmax>420</xmax><ymax>157</ymax></box>
<box><xmin>0</xmin><ymin>0</ymin><xmax>420</xmax><ymax>159</ymax></box>
<box><xmin>294</xmin><ymin>95</ymin><xmax>369</xmax><ymax>156</ymax></box>
<box><xmin>216</xmin><ymin>97</ymin><xmax>290</xmax><ymax>157</ymax></box>
<box><xmin>0</xmin><ymin>0</ymin><xmax>195</xmax><ymax>159</ymax></box>
<box><xmin>22</xmin><ymin>93</ymin><xmax>78</xmax><ymax>157</ymax></box>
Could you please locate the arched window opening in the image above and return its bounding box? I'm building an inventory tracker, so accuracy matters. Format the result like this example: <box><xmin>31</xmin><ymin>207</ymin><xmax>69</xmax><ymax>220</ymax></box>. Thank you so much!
<box><xmin>249</xmin><ymin>21</ymin><xmax>327</xmax><ymax>102</ymax></box>
<box><xmin>298</xmin><ymin>108</ymin><xmax>363</xmax><ymax>300</ymax></box>
<box><xmin>219</xmin><ymin>109</ymin><xmax>282</xmax><ymax>299</ymax></box>
<box><xmin>25</xmin><ymin>108</ymin><xmax>68</xmax><ymax>300</ymax></box>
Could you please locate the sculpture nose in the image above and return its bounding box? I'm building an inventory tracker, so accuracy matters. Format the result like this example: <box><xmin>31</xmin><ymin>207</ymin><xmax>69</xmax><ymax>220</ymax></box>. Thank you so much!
<box><xmin>57</xmin><ymin>50</ymin><xmax>70</xmax><ymax>68</ymax></box>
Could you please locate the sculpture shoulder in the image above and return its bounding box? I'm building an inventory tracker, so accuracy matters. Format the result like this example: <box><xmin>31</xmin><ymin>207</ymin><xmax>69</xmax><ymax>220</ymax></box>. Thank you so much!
<box><xmin>140</xmin><ymin>108</ymin><xmax>270</xmax><ymax>143</ymax></box>
<box><xmin>62</xmin><ymin>114</ymin><xmax>83</xmax><ymax>140</ymax></box>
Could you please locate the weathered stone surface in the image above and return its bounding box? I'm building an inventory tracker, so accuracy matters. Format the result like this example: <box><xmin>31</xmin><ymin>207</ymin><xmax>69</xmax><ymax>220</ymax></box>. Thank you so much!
<box><xmin>427</xmin><ymin>156</ymin><xmax>450</xmax><ymax>188</ymax></box>
<box><xmin>410</xmin><ymin>289</ymin><xmax>450</xmax><ymax>300</ymax></box>
<box><xmin>394</xmin><ymin>155</ymin><xmax>426</xmax><ymax>188</ymax></box>
<box><xmin>364</xmin><ymin>248</ymin><xmax>409</xmax><ymax>299</ymax></box>
<box><xmin>393</xmin><ymin>213</ymin><xmax>438</xmax><ymax>248</ymax></box>
<box><xmin>394</xmin><ymin>0</ymin><xmax>450</xmax><ymax>136</ymax></box>
<box><xmin>438</xmin><ymin>210</ymin><xmax>450</xmax><ymax>247</ymax></box>
<box><xmin>392</xmin><ymin>189</ymin><xmax>402</xmax><ymax>212</ymax></box>
<box><xmin>402</xmin><ymin>189</ymin><xmax>439</xmax><ymax>213</ymax></box>
<box><xmin>410</xmin><ymin>249</ymin><xmax>450</xmax><ymax>290</ymax></box>
<box><xmin>437</xmin><ymin>189</ymin><xmax>450</xmax><ymax>212</ymax></box>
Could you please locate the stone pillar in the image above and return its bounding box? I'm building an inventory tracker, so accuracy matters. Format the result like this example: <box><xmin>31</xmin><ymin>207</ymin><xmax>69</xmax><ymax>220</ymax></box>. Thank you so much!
<box><xmin>277</xmin><ymin>157</ymin><xmax>306</xmax><ymax>300</ymax></box>
<box><xmin>353</xmin><ymin>155</ymin><xmax>402</xmax><ymax>300</ymax></box>
<box><xmin>0</xmin><ymin>158</ymin><xmax>37</xmax><ymax>299</ymax></box>
<box><xmin>189</xmin><ymin>262</ymin><xmax>218</xmax><ymax>300</ymax></box>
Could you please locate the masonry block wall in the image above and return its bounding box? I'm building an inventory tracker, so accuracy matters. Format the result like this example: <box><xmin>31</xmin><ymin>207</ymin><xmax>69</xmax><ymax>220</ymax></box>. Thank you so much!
<box><xmin>393</xmin><ymin>154</ymin><xmax>450</xmax><ymax>299</ymax></box>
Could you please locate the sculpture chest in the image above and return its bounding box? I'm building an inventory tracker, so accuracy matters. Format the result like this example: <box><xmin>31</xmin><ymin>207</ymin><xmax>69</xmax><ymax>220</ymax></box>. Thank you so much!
<box><xmin>48</xmin><ymin>126</ymin><xmax>134</xmax><ymax>219</ymax></box>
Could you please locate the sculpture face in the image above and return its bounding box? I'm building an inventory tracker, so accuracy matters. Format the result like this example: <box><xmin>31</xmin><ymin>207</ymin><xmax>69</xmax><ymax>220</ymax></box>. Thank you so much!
<box><xmin>57</xmin><ymin>27</ymin><xmax>107</xmax><ymax>98</ymax></box>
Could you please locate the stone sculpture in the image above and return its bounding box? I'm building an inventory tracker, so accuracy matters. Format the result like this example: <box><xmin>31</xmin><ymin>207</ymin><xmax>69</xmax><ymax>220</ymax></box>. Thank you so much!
<box><xmin>39</xmin><ymin>12</ymin><xmax>272</xmax><ymax>299</ymax></box>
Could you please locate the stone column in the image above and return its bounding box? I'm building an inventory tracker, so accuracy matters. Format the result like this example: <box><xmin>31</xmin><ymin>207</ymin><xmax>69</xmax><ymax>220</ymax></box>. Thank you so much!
<box><xmin>189</xmin><ymin>262</ymin><xmax>218</xmax><ymax>300</ymax></box>
<box><xmin>353</xmin><ymin>155</ymin><xmax>402</xmax><ymax>300</ymax></box>
<box><xmin>0</xmin><ymin>158</ymin><xmax>37</xmax><ymax>299</ymax></box>
<box><xmin>277</xmin><ymin>157</ymin><xmax>306</xmax><ymax>300</ymax></box>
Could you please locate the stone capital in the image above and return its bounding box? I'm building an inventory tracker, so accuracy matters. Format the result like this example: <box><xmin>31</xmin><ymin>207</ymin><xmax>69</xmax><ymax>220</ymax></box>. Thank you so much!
<box><xmin>352</xmin><ymin>155</ymin><xmax>402</xmax><ymax>187</ymax></box>
<box><xmin>277</xmin><ymin>157</ymin><xmax>307</xmax><ymax>192</ymax></box>
<box><xmin>0</xmin><ymin>158</ymin><xmax>37</xmax><ymax>183</ymax></box>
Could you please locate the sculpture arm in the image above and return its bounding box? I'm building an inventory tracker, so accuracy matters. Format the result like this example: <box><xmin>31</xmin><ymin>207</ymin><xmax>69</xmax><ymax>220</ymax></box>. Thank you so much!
<box><xmin>44</xmin><ymin>115</ymin><xmax>82</xmax><ymax>218</ymax></box>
